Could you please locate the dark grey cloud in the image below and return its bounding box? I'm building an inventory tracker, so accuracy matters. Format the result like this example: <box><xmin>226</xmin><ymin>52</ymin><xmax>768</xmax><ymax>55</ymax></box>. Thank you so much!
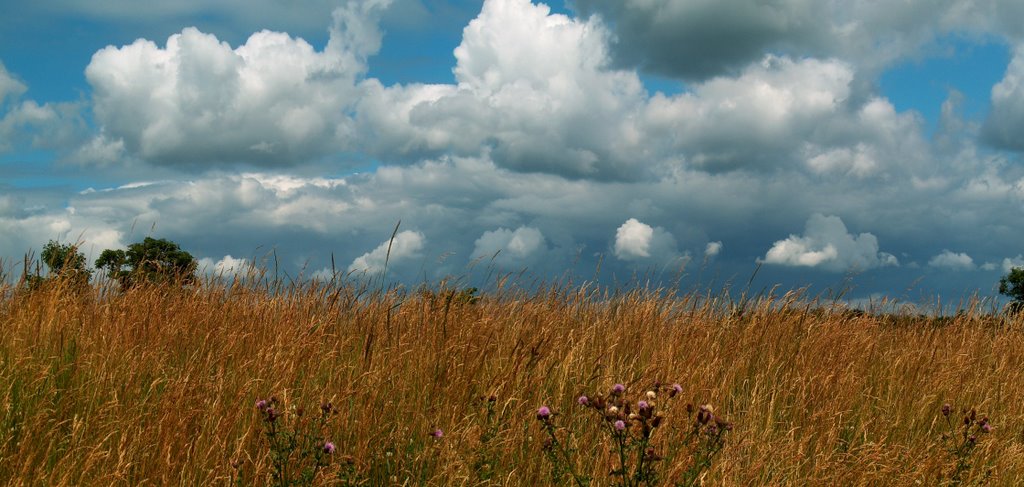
<box><xmin>572</xmin><ymin>0</ymin><xmax>828</xmax><ymax>80</ymax></box>
<box><xmin>571</xmin><ymin>0</ymin><xmax>1024</xmax><ymax>81</ymax></box>
<box><xmin>1</xmin><ymin>139</ymin><xmax>1020</xmax><ymax>299</ymax></box>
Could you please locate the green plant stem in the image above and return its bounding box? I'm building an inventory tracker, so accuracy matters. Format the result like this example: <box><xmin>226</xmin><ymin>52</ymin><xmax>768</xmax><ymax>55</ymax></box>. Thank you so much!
<box><xmin>543</xmin><ymin>421</ymin><xmax>588</xmax><ymax>487</ymax></box>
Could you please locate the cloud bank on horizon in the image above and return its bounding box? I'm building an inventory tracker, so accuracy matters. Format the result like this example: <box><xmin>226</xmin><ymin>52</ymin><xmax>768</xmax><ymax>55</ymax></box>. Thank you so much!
<box><xmin>1</xmin><ymin>0</ymin><xmax>1023</xmax><ymax>300</ymax></box>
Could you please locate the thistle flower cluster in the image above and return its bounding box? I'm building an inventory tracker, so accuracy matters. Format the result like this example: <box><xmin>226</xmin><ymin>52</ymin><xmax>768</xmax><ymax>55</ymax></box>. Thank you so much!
<box><xmin>577</xmin><ymin>382</ymin><xmax>678</xmax><ymax>443</ymax></box>
<box><xmin>249</xmin><ymin>396</ymin><xmax>339</xmax><ymax>487</ymax></box>
<box><xmin>255</xmin><ymin>396</ymin><xmax>281</xmax><ymax>422</ymax></box>
<box><xmin>691</xmin><ymin>403</ymin><xmax>733</xmax><ymax>438</ymax></box>
<box><xmin>577</xmin><ymin>382</ymin><xmax>693</xmax><ymax>486</ymax></box>
<box><xmin>535</xmin><ymin>382</ymin><xmax>733</xmax><ymax>487</ymax></box>
<box><xmin>939</xmin><ymin>403</ymin><xmax>994</xmax><ymax>485</ymax></box>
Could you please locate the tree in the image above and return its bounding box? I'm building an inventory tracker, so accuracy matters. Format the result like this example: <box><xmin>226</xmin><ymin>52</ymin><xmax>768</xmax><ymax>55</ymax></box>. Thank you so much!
<box><xmin>95</xmin><ymin>237</ymin><xmax>197</xmax><ymax>287</ymax></box>
<box><xmin>999</xmin><ymin>267</ymin><xmax>1024</xmax><ymax>314</ymax></box>
<box><xmin>42</xmin><ymin>240</ymin><xmax>92</xmax><ymax>280</ymax></box>
<box><xmin>25</xmin><ymin>240</ymin><xmax>93</xmax><ymax>289</ymax></box>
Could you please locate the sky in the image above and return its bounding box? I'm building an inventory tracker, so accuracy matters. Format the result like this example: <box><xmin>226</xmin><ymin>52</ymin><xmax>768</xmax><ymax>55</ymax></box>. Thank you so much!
<box><xmin>1</xmin><ymin>0</ymin><xmax>1023</xmax><ymax>306</ymax></box>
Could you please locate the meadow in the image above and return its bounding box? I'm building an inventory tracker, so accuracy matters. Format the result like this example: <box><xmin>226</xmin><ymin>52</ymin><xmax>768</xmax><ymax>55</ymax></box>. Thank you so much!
<box><xmin>1</xmin><ymin>273</ymin><xmax>1022</xmax><ymax>486</ymax></box>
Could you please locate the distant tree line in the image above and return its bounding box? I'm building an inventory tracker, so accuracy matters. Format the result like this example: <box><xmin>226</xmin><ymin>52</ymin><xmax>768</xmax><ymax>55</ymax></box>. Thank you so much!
<box><xmin>18</xmin><ymin>237</ymin><xmax>1024</xmax><ymax>314</ymax></box>
<box><xmin>26</xmin><ymin>237</ymin><xmax>197</xmax><ymax>290</ymax></box>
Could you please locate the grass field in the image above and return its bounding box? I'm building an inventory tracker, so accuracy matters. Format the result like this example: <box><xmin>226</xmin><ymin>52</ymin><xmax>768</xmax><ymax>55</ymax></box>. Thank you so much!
<box><xmin>1</xmin><ymin>275</ymin><xmax>1022</xmax><ymax>485</ymax></box>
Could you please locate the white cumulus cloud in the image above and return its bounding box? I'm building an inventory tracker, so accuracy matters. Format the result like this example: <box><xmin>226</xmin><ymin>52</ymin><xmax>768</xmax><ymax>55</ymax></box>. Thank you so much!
<box><xmin>83</xmin><ymin>0</ymin><xmax>391</xmax><ymax>167</ymax></box>
<box><xmin>472</xmin><ymin>226</ymin><xmax>546</xmax><ymax>267</ymax></box>
<box><xmin>614</xmin><ymin>218</ymin><xmax>654</xmax><ymax>259</ymax></box>
<box><xmin>1002</xmin><ymin>255</ymin><xmax>1024</xmax><ymax>273</ymax></box>
<box><xmin>198</xmin><ymin>254</ymin><xmax>254</xmax><ymax>276</ymax></box>
<box><xmin>613</xmin><ymin>218</ymin><xmax>680</xmax><ymax>262</ymax></box>
<box><xmin>984</xmin><ymin>43</ymin><xmax>1024</xmax><ymax>151</ymax></box>
<box><xmin>761</xmin><ymin>214</ymin><xmax>898</xmax><ymax>272</ymax></box>
<box><xmin>355</xmin><ymin>0</ymin><xmax>649</xmax><ymax>180</ymax></box>
<box><xmin>0</xmin><ymin>62</ymin><xmax>27</xmax><ymax>106</ymax></box>
<box><xmin>348</xmin><ymin>230</ymin><xmax>425</xmax><ymax>274</ymax></box>
<box><xmin>928</xmin><ymin>250</ymin><xmax>976</xmax><ymax>271</ymax></box>
<box><xmin>704</xmin><ymin>241</ymin><xmax>723</xmax><ymax>259</ymax></box>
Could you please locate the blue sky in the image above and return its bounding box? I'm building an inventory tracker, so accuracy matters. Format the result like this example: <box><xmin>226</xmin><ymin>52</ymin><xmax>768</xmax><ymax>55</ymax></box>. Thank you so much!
<box><xmin>1</xmin><ymin>0</ymin><xmax>1023</xmax><ymax>307</ymax></box>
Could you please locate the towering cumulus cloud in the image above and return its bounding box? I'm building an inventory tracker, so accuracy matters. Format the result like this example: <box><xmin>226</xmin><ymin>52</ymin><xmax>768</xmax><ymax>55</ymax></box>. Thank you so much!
<box><xmin>613</xmin><ymin>218</ymin><xmax>682</xmax><ymax>263</ymax></box>
<box><xmin>761</xmin><ymin>214</ymin><xmax>898</xmax><ymax>272</ymax></box>
<box><xmin>84</xmin><ymin>0</ymin><xmax>392</xmax><ymax>168</ymax></box>
<box><xmin>356</xmin><ymin>0</ymin><xmax>649</xmax><ymax>180</ymax></box>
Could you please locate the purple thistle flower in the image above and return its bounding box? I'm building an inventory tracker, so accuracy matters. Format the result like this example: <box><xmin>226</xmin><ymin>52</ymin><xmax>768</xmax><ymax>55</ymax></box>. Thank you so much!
<box><xmin>981</xmin><ymin>422</ymin><xmax>992</xmax><ymax>433</ymax></box>
<box><xmin>697</xmin><ymin>405</ymin><xmax>713</xmax><ymax>425</ymax></box>
<box><xmin>323</xmin><ymin>441</ymin><xmax>336</xmax><ymax>454</ymax></box>
<box><xmin>430</xmin><ymin>428</ymin><xmax>444</xmax><ymax>438</ymax></box>
<box><xmin>614</xmin><ymin>420</ymin><xmax>626</xmax><ymax>431</ymax></box>
<box><xmin>255</xmin><ymin>399</ymin><xmax>268</xmax><ymax>411</ymax></box>
<box><xmin>578</xmin><ymin>395</ymin><xmax>589</xmax><ymax>406</ymax></box>
<box><xmin>671</xmin><ymin>384</ymin><xmax>683</xmax><ymax>397</ymax></box>
<box><xmin>638</xmin><ymin>400</ymin><xmax>650</xmax><ymax>411</ymax></box>
<box><xmin>612</xmin><ymin>384</ymin><xmax>625</xmax><ymax>395</ymax></box>
<box><xmin>537</xmin><ymin>406</ymin><xmax>551</xmax><ymax>421</ymax></box>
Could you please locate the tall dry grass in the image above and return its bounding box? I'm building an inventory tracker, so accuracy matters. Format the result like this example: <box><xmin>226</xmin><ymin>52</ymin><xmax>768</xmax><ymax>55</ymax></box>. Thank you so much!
<box><xmin>1</xmin><ymin>274</ymin><xmax>1022</xmax><ymax>485</ymax></box>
